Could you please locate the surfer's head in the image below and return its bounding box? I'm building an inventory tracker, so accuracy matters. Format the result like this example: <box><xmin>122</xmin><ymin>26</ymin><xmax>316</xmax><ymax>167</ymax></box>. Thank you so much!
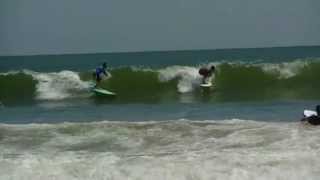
<box><xmin>210</xmin><ymin>65</ymin><xmax>215</xmax><ymax>72</ymax></box>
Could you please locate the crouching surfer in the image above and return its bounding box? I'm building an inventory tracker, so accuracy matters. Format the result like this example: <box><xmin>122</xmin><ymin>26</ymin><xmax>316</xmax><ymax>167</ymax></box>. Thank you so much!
<box><xmin>199</xmin><ymin>65</ymin><xmax>215</xmax><ymax>84</ymax></box>
<box><xmin>301</xmin><ymin>105</ymin><xmax>320</xmax><ymax>125</ymax></box>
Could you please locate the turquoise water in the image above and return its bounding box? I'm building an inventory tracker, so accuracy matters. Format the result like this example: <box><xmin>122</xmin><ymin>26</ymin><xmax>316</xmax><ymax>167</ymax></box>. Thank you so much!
<box><xmin>1</xmin><ymin>46</ymin><xmax>320</xmax><ymax>179</ymax></box>
<box><xmin>1</xmin><ymin>46</ymin><xmax>320</xmax><ymax>72</ymax></box>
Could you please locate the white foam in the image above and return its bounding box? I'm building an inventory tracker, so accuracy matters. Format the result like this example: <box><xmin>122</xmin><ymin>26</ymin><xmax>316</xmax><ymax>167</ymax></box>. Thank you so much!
<box><xmin>156</xmin><ymin>60</ymin><xmax>312</xmax><ymax>93</ymax></box>
<box><xmin>158</xmin><ymin>66</ymin><xmax>213</xmax><ymax>93</ymax></box>
<box><xmin>24</xmin><ymin>70</ymin><xmax>91</xmax><ymax>100</ymax></box>
<box><xmin>259</xmin><ymin>60</ymin><xmax>310</xmax><ymax>79</ymax></box>
<box><xmin>0</xmin><ymin>70</ymin><xmax>21</xmax><ymax>75</ymax></box>
<box><xmin>1</xmin><ymin>120</ymin><xmax>320</xmax><ymax>179</ymax></box>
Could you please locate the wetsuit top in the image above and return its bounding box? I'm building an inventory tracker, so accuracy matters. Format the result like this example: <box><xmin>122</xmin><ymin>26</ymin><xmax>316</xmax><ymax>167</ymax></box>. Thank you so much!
<box><xmin>95</xmin><ymin>67</ymin><xmax>106</xmax><ymax>76</ymax></box>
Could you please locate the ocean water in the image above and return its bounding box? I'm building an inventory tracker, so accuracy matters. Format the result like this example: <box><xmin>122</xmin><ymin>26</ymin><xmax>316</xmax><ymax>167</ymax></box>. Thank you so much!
<box><xmin>1</xmin><ymin>46</ymin><xmax>320</xmax><ymax>179</ymax></box>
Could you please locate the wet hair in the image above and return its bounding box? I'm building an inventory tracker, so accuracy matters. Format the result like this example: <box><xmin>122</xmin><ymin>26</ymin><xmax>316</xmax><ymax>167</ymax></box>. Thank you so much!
<box><xmin>316</xmin><ymin>105</ymin><xmax>320</xmax><ymax>115</ymax></box>
<box><xmin>210</xmin><ymin>65</ymin><xmax>215</xmax><ymax>72</ymax></box>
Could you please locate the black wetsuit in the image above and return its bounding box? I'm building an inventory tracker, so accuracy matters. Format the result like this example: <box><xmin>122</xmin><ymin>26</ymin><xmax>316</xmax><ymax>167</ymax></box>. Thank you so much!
<box><xmin>302</xmin><ymin>115</ymin><xmax>320</xmax><ymax>125</ymax></box>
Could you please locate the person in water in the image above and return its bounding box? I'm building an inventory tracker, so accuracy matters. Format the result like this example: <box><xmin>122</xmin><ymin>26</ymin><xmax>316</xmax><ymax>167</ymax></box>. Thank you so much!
<box><xmin>93</xmin><ymin>62</ymin><xmax>111</xmax><ymax>88</ymax></box>
<box><xmin>198</xmin><ymin>65</ymin><xmax>215</xmax><ymax>84</ymax></box>
<box><xmin>301</xmin><ymin>105</ymin><xmax>320</xmax><ymax>125</ymax></box>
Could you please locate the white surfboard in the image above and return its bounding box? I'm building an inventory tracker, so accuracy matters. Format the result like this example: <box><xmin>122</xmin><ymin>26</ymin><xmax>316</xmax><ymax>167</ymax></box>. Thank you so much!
<box><xmin>200</xmin><ymin>82</ymin><xmax>213</xmax><ymax>88</ymax></box>
<box><xmin>304</xmin><ymin>110</ymin><xmax>317</xmax><ymax>117</ymax></box>
<box><xmin>92</xmin><ymin>88</ymin><xmax>116</xmax><ymax>96</ymax></box>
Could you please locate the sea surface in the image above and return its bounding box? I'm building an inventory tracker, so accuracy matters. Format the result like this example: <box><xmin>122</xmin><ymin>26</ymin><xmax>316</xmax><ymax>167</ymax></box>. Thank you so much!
<box><xmin>1</xmin><ymin>46</ymin><xmax>320</xmax><ymax>179</ymax></box>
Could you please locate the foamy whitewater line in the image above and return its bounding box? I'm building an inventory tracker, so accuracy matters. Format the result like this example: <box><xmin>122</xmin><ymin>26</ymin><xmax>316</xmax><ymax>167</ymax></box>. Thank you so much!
<box><xmin>206</xmin><ymin>59</ymin><xmax>314</xmax><ymax>79</ymax></box>
<box><xmin>0</xmin><ymin>70</ymin><xmax>21</xmax><ymax>75</ymax></box>
<box><xmin>0</xmin><ymin>119</ymin><xmax>320</xmax><ymax>180</ymax></box>
<box><xmin>0</xmin><ymin>118</ymin><xmax>259</xmax><ymax>127</ymax></box>
<box><xmin>0</xmin><ymin>58</ymin><xmax>318</xmax><ymax>76</ymax></box>
<box><xmin>259</xmin><ymin>60</ymin><xmax>311</xmax><ymax>79</ymax></box>
<box><xmin>0</xmin><ymin>69</ymin><xmax>93</xmax><ymax>100</ymax></box>
<box><xmin>23</xmin><ymin>70</ymin><xmax>92</xmax><ymax>100</ymax></box>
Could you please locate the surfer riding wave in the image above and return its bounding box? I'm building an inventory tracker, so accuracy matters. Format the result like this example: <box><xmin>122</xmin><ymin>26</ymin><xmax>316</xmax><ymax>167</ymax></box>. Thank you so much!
<box><xmin>199</xmin><ymin>65</ymin><xmax>215</xmax><ymax>84</ymax></box>
<box><xmin>93</xmin><ymin>62</ymin><xmax>111</xmax><ymax>88</ymax></box>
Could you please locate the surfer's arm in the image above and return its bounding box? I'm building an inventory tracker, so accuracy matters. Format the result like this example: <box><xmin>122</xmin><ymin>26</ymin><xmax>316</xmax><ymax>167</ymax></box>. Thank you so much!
<box><xmin>104</xmin><ymin>70</ymin><xmax>112</xmax><ymax>78</ymax></box>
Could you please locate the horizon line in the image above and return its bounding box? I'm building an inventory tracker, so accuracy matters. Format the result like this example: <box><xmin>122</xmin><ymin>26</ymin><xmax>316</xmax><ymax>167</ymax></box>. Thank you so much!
<box><xmin>1</xmin><ymin>44</ymin><xmax>320</xmax><ymax>57</ymax></box>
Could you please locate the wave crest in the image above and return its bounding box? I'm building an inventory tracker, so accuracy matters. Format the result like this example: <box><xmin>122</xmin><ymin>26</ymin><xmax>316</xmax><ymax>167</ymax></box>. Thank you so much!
<box><xmin>25</xmin><ymin>70</ymin><xmax>92</xmax><ymax>100</ymax></box>
<box><xmin>1</xmin><ymin>59</ymin><xmax>320</xmax><ymax>105</ymax></box>
<box><xmin>158</xmin><ymin>66</ymin><xmax>204</xmax><ymax>93</ymax></box>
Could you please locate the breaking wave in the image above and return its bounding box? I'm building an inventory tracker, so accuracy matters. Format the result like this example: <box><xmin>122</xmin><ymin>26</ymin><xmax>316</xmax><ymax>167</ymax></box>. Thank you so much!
<box><xmin>0</xmin><ymin>119</ymin><xmax>320</xmax><ymax>180</ymax></box>
<box><xmin>1</xmin><ymin>59</ymin><xmax>320</xmax><ymax>105</ymax></box>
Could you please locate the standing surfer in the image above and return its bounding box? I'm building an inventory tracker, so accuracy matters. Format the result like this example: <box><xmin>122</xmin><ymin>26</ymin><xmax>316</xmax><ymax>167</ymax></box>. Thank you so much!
<box><xmin>199</xmin><ymin>65</ymin><xmax>215</xmax><ymax>84</ymax></box>
<box><xmin>93</xmin><ymin>62</ymin><xmax>111</xmax><ymax>88</ymax></box>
